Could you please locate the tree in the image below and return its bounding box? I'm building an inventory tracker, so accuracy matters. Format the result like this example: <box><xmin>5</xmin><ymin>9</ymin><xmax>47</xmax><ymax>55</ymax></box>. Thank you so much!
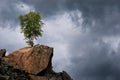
<box><xmin>19</xmin><ymin>11</ymin><xmax>43</xmax><ymax>47</ymax></box>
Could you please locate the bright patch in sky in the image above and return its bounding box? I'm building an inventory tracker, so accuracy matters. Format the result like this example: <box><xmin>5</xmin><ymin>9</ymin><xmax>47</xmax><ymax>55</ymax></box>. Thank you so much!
<box><xmin>38</xmin><ymin>11</ymin><xmax>83</xmax><ymax>71</ymax></box>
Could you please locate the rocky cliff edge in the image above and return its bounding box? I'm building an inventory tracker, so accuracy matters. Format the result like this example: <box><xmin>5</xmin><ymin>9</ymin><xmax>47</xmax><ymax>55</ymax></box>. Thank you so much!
<box><xmin>0</xmin><ymin>44</ymin><xmax>73</xmax><ymax>80</ymax></box>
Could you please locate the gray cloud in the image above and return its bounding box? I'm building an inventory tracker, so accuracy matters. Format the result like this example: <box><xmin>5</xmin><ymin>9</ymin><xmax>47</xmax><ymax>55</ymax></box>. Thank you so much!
<box><xmin>20</xmin><ymin>0</ymin><xmax>120</xmax><ymax>20</ymax></box>
<box><xmin>0</xmin><ymin>0</ymin><xmax>34</xmax><ymax>28</ymax></box>
<box><xmin>21</xmin><ymin>0</ymin><xmax>66</xmax><ymax>17</ymax></box>
<box><xmin>0</xmin><ymin>0</ymin><xmax>20</xmax><ymax>27</ymax></box>
<box><xmin>0</xmin><ymin>27</ymin><xmax>26</xmax><ymax>52</ymax></box>
<box><xmin>64</xmin><ymin>2</ymin><xmax>120</xmax><ymax>80</ymax></box>
<box><xmin>65</xmin><ymin>0</ymin><xmax>120</xmax><ymax>37</ymax></box>
<box><xmin>21</xmin><ymin>0</ymin><xmax>120</xmax><ymax>36</ymax></box>
<box><xmin>68</xmin><ymin>35</ymin><xmax>120</xmax><ymax>80</ymax></box>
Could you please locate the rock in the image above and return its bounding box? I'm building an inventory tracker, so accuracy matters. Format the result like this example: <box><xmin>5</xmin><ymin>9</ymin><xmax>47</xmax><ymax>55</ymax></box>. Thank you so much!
<box><xmin>0</xmin><ymin>49</ymin><xmax>6</xmax><ymax>59</ymax></box>
<box><xmin>29</xmin><ymin>71</ymin><xmax>73</xmax><ymax>80</ymax></box>
<box><xmin>0</xmin><ymin>59</ymin><xmax>29</xmax><ymax>80</ymax></box>
<box><xmin>61</xmin><ymin>71</ymin><xmax>73</xmax><ymax>80</ymax></box>
<box><xmin>0</xmin><ymin>75</ymin><xmax>9</xmax><ymax>80</ymax></box>
<box><xmin>5</xmin><ymin>45</ymin><xmax>53</xmax><ymax>74</ymax></box>
<box><xmin>30</xmin><ymin>75</ymin><xmax>47</xmax><ymax>80</ymax></box>
<box><xmin>0</xmin><ymin>44</ymin><xmax>73</xmax><ymax>80</ymax></box>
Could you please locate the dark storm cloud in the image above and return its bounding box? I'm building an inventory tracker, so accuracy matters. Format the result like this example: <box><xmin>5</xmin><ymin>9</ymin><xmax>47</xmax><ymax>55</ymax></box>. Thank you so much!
<box><xmin>67</xmin><ymin>36</ymin><xmax>120</xmax><ymax>80</ymax></box>
<box><xmin>21</xmin><ymin>0</ymin><xmax>120</xmax><ymax>35</ymax></box>
<box><xmin>21</xmin><ymin>0</ymin><xmax>66</xmax><ymax>17</ymax></box>
<box><xmin>0</xmin><ymin>0</ymin><xmax>20</xmax><ymax>27</ymax></box>
<box><xmin>65</xmin><ymin>0</ymin><xmax>120</xmax><ymax>36</ymax></box>
<box><xmin>63</xmin><ymin>2</ymin><xmax>120</xmax><ymax>80</ymax></box>
<box><xmin>0</xmin><ymin>0</ymin><xmax>34</xmax><ymax>28</ymax></box>
<box><xmin>21</xmin><ymin>0</ymin><xmax>120</xmax><ymax>19</ymax></box>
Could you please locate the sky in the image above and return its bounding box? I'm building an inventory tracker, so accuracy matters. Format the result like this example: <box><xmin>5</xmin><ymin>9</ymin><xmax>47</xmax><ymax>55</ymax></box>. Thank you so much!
<box><xmin>0</xmin><ymin>0</ymin><xmax>120</xmax><ymax>80</ymax></box>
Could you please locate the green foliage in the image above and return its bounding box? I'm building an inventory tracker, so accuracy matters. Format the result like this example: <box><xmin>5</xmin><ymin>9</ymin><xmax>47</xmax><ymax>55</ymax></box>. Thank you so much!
<box><xmin>19</xmin><ymin>11</ymin><xmax>43</xmax><ymax>47</ymax></box>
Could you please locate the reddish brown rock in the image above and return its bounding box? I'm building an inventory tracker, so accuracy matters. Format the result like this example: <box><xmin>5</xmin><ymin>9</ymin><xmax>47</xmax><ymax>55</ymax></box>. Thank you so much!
<box><xmin>5</xmin><ymin>45</ymin><xmax>53</xmax><ymax>75</ymax></box>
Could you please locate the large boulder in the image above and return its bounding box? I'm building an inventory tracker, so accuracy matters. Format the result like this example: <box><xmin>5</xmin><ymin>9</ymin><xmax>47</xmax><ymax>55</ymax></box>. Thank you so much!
<box><xmin>5</xmin><ymin>45</ymin><xmax>53</xmax><ymax>75</ymax></box>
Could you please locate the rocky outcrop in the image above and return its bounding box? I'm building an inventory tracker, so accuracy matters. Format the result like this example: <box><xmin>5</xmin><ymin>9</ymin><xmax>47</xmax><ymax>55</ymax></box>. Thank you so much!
<box><xmin>5</xmin><ymin>45</ymin><xmax>53</xmax><ymax>74</ymax></box>
<box><xmin>0</xmin><ymin>44</ymin><xmax>73</xmax><ymax>80</ymax></box>
<box><xmin>30</xmin><ymin>71</ymin><xmax>72</xmax><ymax>80</ymax></box>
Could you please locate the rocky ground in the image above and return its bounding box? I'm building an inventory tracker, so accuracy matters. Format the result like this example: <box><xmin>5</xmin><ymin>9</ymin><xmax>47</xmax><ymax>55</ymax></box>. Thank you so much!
<box><xmin>0</xmin><ymin>45</ymin><xmax>73</xmax><ymax>80</ymax></box>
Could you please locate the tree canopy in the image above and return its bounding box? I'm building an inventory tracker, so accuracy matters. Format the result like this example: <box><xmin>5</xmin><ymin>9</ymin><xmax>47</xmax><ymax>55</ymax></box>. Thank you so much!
<box><xmin>19</xmin><ymin>11</ymin><xmax>43</xmax><ymax>47</ymax></box>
